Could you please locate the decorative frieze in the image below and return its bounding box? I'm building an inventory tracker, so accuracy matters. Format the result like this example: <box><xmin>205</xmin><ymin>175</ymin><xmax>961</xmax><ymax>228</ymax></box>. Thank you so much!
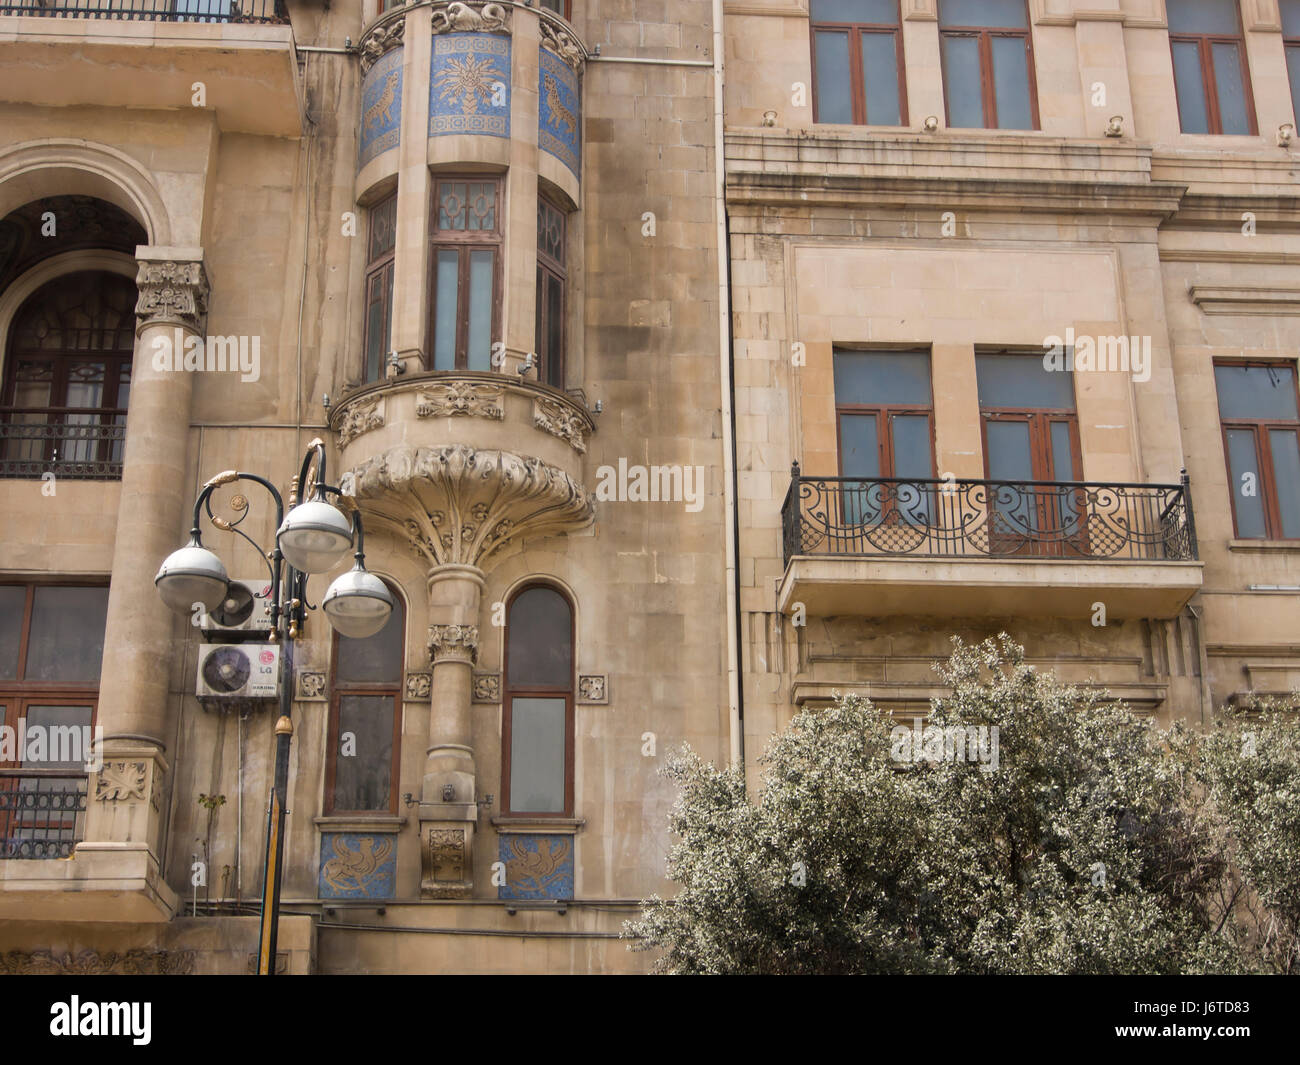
<box><xmin>534</xmin><ymin>395</ymin><xmax>587</xmax><ymax>454</ymax></box>
<box><xmin>336</xmin><ymin>395</ymin><xmax>386</xmax><ymax>447</ymax></box>
<box><xmin>135</xmin><ymin>259</ymin><xmax>209</xmax><ymax>334</ymax></box>
<box><xmin>0</xmin><ymin>949</ymin><xmax>196</xmax><ymax>975</ymax></box>
<box><xmin>94</xmin><ymin>761</ymin><xmax>147</xmax><ymax>803</ymax></box>
<box><xmin>318</xmin><ymin>833</ymin><xmax>397</xmax><ymax>899</ymax></box>
<box><xmin>430</xmin><ymin>2</ymin><xmax>510</xmax><ymax>35</ymax></box>
<box><xmin>359</xmin><ymin>13</ymin><xmax>406</xmax><ymax>74</ymax></box>
<box><xmin>428</xmin><ymin>623</ymin><xmax>479</xmax><ymax>664</ymax></box>
<box><xmin>577</xmin><ymin>674</ymin><xmax>608</xmax><ymax>704</ymax></box>
<box><xmin>472</xmin><ymin>671</ymin><xmax>501</xmax><ymax>703</ymax></box>
<box><xmin>539</xmin><ymin>16</ymin><xmax>584</xmax><ymax>72</ymax></box>
<box><xmin>428</xmin><ymin>827</ymin><xmax>466</xmax><ymax>881</ymax></box>
<box><xmin>416</xmin><ymin>380</ymin><xmax>504</xmax><ymax>420</ymax></box>
<box><xmin>405</xmin><ymin>671</ymin><xmax>433</xmax><ymax>700</ymax></box>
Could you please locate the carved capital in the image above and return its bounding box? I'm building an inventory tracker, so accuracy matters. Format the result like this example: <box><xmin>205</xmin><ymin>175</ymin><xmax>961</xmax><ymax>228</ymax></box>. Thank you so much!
<box><xmin>428</xmin><ymin>623</ymin><xmax>479</xmax><ymax>665</ymax></box>
<box><xmin>431</xmin><ymin>1</ymin><xmax>510</xmax><ymax>35</ymax></box>
<box><xmin>416</xmin><ymin>380</ymin><xmax>504</xmax><ymax>421</ymax></box>
<box><xmin>135</xmin><ymin>258</ymin><xmax>209</xmax><ymax>334</ymax></box>
<box><xmin>534</xmin><ymin>395</ymin><xmax>587</xmax><ymax>454</ymax></box>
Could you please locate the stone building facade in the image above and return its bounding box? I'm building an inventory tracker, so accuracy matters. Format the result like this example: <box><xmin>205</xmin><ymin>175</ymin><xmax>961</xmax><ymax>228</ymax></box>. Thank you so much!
<box><xmin>0</xmin><ymin>0</ymin><xmax>1297</xmax><ymax>974</ymax></box>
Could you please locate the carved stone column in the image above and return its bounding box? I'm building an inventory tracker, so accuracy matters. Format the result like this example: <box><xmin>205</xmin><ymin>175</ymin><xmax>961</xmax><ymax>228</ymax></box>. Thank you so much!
<box><xmin>81</xmin><ymin>248</ymin><xmax>208</xmax><ymax>872</ymax></box>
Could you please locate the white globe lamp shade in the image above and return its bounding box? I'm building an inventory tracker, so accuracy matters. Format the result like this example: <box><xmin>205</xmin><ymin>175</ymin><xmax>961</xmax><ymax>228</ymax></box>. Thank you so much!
<box><xmin>277</xmin><ymin>499</ymin><xmax>354</xmax><ymax>573</ymax></box>
<box><xmin>156</xmin><ymin>540</ymin><xmax>229</xmax><ymax>614</ymax></box>
<box><xmin>322</xmin><ymin>567</ymin><xmax>395</xmax><ymax>639</ymax></box>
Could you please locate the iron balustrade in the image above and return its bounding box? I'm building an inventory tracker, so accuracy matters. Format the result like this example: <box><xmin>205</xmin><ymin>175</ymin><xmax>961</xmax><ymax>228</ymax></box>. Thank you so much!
<box><xmin>0</xmin><ymin>771</ymin><xmax>88</xmax><ymax>860</ymax></box>
<box><xmin>0</xmin><ymin>0</ymin><xmax>287</xmax><ymax>21</ymax></box>
<box><xmin>781</xmin><ymin>463</ymin><xmax>1198</xmax><ymax>564</ymax></box>
<box><xmin>0</xmin><ymin>416</ymin><xmax>125</xmax><ymax>480</ymax></box>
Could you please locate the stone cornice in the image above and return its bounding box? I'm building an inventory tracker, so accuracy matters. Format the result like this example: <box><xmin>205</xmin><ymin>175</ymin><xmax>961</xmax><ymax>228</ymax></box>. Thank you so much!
<box><xmin>1189</xmin><ymin>285</ymin><xmax>1300</xmax><ymax>316</ymax></box>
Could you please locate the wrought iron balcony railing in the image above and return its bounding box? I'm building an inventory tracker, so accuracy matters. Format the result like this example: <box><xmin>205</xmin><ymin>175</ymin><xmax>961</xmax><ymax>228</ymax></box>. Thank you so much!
<box><xmin>0</xmin><ymin>416</ymin><xmax>125</xmax><ymax>480</ymax></box>
<box><xmin>781</xmin><ymin>464</ymin><xmax>1198</xmax><ymax>564</ymax></box>
<box><xmin>0</xmin><ymin>771</ymin><xmax>88</xmax><ymax>860</ymax></box>
<box><xmin>0</xmin><ymin>0</ymin><xmax>287</xmax><ymax>22</ymax></box>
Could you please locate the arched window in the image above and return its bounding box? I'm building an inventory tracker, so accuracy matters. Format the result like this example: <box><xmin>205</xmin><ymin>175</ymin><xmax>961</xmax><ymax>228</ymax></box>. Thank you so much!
<box><xmin>325</xmin><ymin>581</ymin><xmax>405</xmax><ymax>814</ymax></box>
<box><xmin>1</xmin><ymin>271</ymin><xmax>136</xmax><ymax>480</ymax></box>
<box><xmin>502</xmin><ymin>584</ymin><xmax>574</xmax><ymax>816</ymax></box>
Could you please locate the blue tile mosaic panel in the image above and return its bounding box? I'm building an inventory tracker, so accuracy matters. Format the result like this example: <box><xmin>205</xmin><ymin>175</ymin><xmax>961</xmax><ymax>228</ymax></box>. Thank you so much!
<box><xmin>538</xmin><ymin>47</ymin><xmax>580</xmax><ymax>178</ymax></box>
<box><xmin>430</xmin><ymin>33</ymin><xmax>511</xmax><ymax>139</ymax></box>
<box><xmin>497</xmin><ymin>833</ymin><xmax>574</xmax><ymax>900</ymax></box>
<box><xmin>359</xmin><ymin>47</ymin><xmax>403</xmax><ymax>168</ymax></box>
<box><xmin>318</xmin><ymin>832</ymin><xmax>397</xmax><ymax>899</ymax></box>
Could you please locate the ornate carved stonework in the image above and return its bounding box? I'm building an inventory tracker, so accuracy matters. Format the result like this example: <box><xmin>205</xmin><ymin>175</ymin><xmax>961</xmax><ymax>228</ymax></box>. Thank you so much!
<box><xmin>431</xmin><ymin>1</ymin><xmax>510</xmax><ymax>35</ymax></box>
<box><xmin>578</xmin><ymin>674</ymin><xmax>608</xmax><ymax>704</ymax></box>
<box><xmin>472</xmin><ymin>672</ymin><xmax>501</xmax><ymax>703</ymax></box>
<box><xmin>534</xmin><ymin>395</ymin><xmax>587</xmax><ymax>454</ymax></box>
<box><xmin>135</xmin><ymin>259</ymin><xmax>209</xmax><ymax>334</ymax></box>
<box><xmin>298</xmin><ymin>670</ymin><xmax>327</xmax><ymax>700</ymax></box>
<box><xmin>341</xmin><ymin>445</ymin><xmax>594</xmax><ymax>569</ymax></box>
<box><xmin>405</xmin><ymin>672</ymin><xmax>432</xmax><ymax>700</ymax></box>
<box><xmin>539</xmin><ymin>16</ymin><xmax>585</xmax><ymax>72</ymax></box>
<box><xmin>428</xmin><ymin>624</ymin><xmax>479</xmax><ymax>665</ymax></box>
<box><xmin>416</xmin><ymin>380</ymin><xmax>504</xmax><ymax>421</ymax></box>
<box><xmin>428</xmin><ymin>827</ymin><xmax>466</xmax><ymax>881</ymax></box>
<box><xmin>359</xmin><ymin>11</ymin><xmax>406</xmax><ymax>74</ymax></box>
<box><xmin>336</xmin><ymin>394</ymin><xmax>386</xmax><ymax>446</ymax></box>
<box><xmin>0</xmin><ymin>949</ymin><xmax>196</xmax><ymax>975</ymax></box>
<box><xmin>94</xmin><ymin>761</ymin><xmax>147</xmax><ymax>802</ymax></box>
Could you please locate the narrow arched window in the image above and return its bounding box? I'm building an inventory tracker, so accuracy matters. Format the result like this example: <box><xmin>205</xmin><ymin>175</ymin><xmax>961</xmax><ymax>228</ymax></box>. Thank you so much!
<box><xmin>502</xmin><ymin>585</ymin><xmax>573</xmax><ymax>816</ymax></box>
<box><xmin>326</xmin><ymin>580</ymin><xmax>405</xmax><ymax>814</ymax></box>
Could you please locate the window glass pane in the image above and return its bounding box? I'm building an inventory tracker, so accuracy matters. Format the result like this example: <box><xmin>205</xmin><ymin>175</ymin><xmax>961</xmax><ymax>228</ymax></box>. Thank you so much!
<box><xmin>1226</xmin><ymin>428</ymin><xmax>1267</xmax><ymax>538</ymax></box>
<box><xmin>507</xmin><ymin>587</ymin><xmax>572</xmax><ymax>688</ymax></box>
<box><xmin>1172</xmin><ymin>41</ymin><xmax>1210</xmax><ymax>134</ymax></box>
<box><xmin>539</xmin><ymin>0</ymin><xmax>565</xmax><ymax>13</ymax></box>
<box><xmin>1286</xmin><ymin>46</ymin><xmax>1300</xmax><ymax>123</ymax></box>
<box><xmin>434</xmin><ymin>249</ymin><xmax>459</xmax><ymax>371</ymax></box>
<box><xmin>538</xmin><ymin>199</ymin><xmax>565</xmax><ymax>265</ymax></box>
<box><xmin>117</xmin><ymin>363</ymin><xmax>131</xmax><ymax>412</ymax></box>
<box><xmin>65</xmin><ymin>363</ymin><xmax>105</xmax><ymax>409</ymax></box>
<box><xmin>991</xmin><ymin>34</ymin><xmax>1033</xmax><ymax>129</ymax></box>
<box><xmin>862</xmin><ymin>32</ymin><xmax>902</xmax><ymax>125</ymax></box>
<box><xmin>839</xmin><ymin>413</ymin><xmax>881</xmax><ymax>478</ymax></box>
<box><xmin>1049</xmin><ymin>420</ymin><xmax>1076</xmax><ymax>481</ymax></box>
<box><xmin>337</xmin><ymin>592</ymin><xmax>403</xmax><ymax>684</ymax></box>
<box><xmin>368</xmin><ymin>195</ymin><xmax>396</xmax><ymax>264</ymax></box>
<box><xmin>1214</xmin><ymin>364</ymin><xmax>1299</xmax><ymax>421</ymax></box>
<box><xmin>465</xmin><ymin>182</ymin><xmax>497</xmax><ymax>231</ymax></box>
<box><xmin>365</xmin><ymin>274</ymin><xmax>385</xmax><ymax>383</ymax></box>
<box><xmin>1167</xmin><ymin>0</ymin><xmax>1240</xmax><ymax>34</ymax></box>
<box><xmin>942</xmin><ymin>34</ymin><xmax>985</xmax><ymax>127</ymax></box>
<box><xmin>333</xmin><ymin>695</ymin><xmax>394</xmax><ymax>811</ymax></box>
<box><xmin>25</xmin><ymin>586</ymin><xmax>108</xmax><ymax>682</ymax></box>
<box><xmin>545</xmin><ymin>271</ymin><xmax>563</xmax><ymax>387</ymax></box>
<box><xmin>1211</xmin><ymin>42</ymin><xmax>1251</xmax><ymax>134</ymax></box>
<box><xmin>0</xmin><ymin>587</ymin><xmax>22</xmax><ymax>680</ymax></box>
<box><xmin>1269</xmin><ymin>429</ymin><xmax>1300</xmax><ymax>538</ymax></box>
<box><xmin>986</xmin><ymin>420</ymin><xmax>1038</xmax><ymax>532</ymax></box>
<box><xmin>467</xmin><ymin>249</ymin><xmax>495</xmax><ymax>372</ymax></box>
<box><xmin>940</xmin><ymin>0</ymin><xmax>1027</xmax><ymax>27</ymax></box>
<box><xmin>509</xmin><ymin>697</ymin><xmax>566</xmax><ymax>813</ymax></box>
<box><xmin>976</xmin><ymin>354</ymin><xmax>1076</xmax><ymax>409</ymax></box>
<box><xmin>814</xmin><ymin>31</ymin><xmax>854</xmax><ymax>123</ymax></box>
<box><xmin>1283</xmin><ymin>0</ymin><xmax>1300</xmax><ymax>37</ymax></box>
<box><xmin>439</xmin><ymin>182</ymin><xmax>468</xmax><ymax>230</ymax></box>
<box><xmin>13</xmin><ymin>361</ymin><xmax>52</xmax><ymax>408</ymax></box>
<box><xmin>834</xmin><ymin>350</ymin><xmax>932</xmax><ymax>405</ymax></box>
<box><xmin>811</xmin><ymin>0</ymin><xmax>898</xmax><ymax>21</ymax></box>
<box><xmin>891</xmin><ymin>415</ymin><xmax>933</xmax><ymax>479</ymax></box>
<box><xmin>22</xmin><ymin>706</ymin><xmax>93</xmax><ymax>770</ymax></box>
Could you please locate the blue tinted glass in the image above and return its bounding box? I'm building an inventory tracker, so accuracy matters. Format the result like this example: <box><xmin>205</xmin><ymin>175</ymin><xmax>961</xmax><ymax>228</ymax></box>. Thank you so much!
<box><xmin>1270</xmin><ymin>430</ymin><xmax>1300</xmax><ymax>538</ymax></box>
<box><xmin>812</xmin><ymin>0</ymin><xmax>899</xmax><ymax>22</ymax></box>
<box><xmin>1226</xmin><ymin>428</ymin><xmax>1266</xmax><ymax>537</ymax></box>
<box><xmin>434</xmin><ymin>250</ymin><xmax>459</xmax><ymax>371</ymax></box>
<box><xmin>1167</xmin><ymin>0</ymin><xmax>1240</xmax><ymax>35</ymax></box>
<box><xmin>1215</xmin><ymin>364</ymin><xmax>1299</xmax><ymax>420</ymax></box>
<box><xmin>862</xmin><ymin>31</ymin><xmax>902</xmax><ymax>125</ymax></box>
<box><xmin>1212</xmin><ymin>42</ymin><xmax>1251</xmax><ymax>134</ymax></box>
<box><xmin>940</xmin><ymin>0</ymin><xmax>1028</xmax><ymax>27</ymax></box>
<box><xmin>1283</xmin><ymin>0</ymin><xmax>1300</xmax><ymax>37</ymax></box>
<box><xmin>839</xmin><ymin>413</ymin><xmax>881</xmax><ymax>478</ymax></box>
<box><xmin>992</xmin><ymin>34</ymin><xmax>1033</xmax><ymax>129</ymax></box>
<box><xmin>976</xmin><ymin>354</ymin><xmax>1076</xmax><ymax>409</ymax></box>
<box><xmin>815</xmin><ymin>31</ymin><xmax>854</xmax><ymax>123</ymax></box>
<box><xmin>1287</xmin><ymin>47</ymin><xmax>1300</xmax><ymax>121</ymax></box>
<box><xmin>1172</xmin><ymin>41</ymin><xmax>1210</xmax><ymax>133</ymax></box>
<box><xmin>943</xmin><ymin>35</ymin><xmax>985</xmax><ymax>127</ymax></box>
<box><xmin>467</xmin><ymin>249</ymin><xmax>494</xmax><ymax>371</ymax></box>
<box><xmin>834</xmin><ymin>351</ymin><xmax>932</xmax><ymax>405</ymax></box>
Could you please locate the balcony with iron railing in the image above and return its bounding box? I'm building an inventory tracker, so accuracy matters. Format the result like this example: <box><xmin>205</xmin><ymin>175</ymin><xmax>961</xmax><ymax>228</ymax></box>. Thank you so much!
<box><xmin>0</xmin><ymin>0</ymin><xmax>302</xmax><ymax>136</ymax></box>
<box><xmin>0</xmin><ymin>414</ymin><xmax>125</xmax><ymax>480</ymax></box>
<box><xmin>778</xmin><ymin>464</ymin><xmax>1204</xmax><ymax>619</ymax></box>
<box><xmin>0</xmin><ymin>770</ymin><xmax>88</xmax><ymax>860</ymax></box>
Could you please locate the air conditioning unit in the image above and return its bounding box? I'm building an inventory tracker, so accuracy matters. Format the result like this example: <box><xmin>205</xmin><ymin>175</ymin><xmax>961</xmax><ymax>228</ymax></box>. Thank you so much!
<box><xmin>197</xmin><ymin>643</ymin><xmax>281</xmax><ymax>702</ymax></box>
<box><xmin>201</xmin><ymin>578</ymin><xmax>273</xmax><ymax>634</ymax></box>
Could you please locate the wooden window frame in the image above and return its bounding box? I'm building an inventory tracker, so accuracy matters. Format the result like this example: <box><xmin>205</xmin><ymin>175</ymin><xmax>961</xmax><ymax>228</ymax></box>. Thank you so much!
<box><xmin>363</xmin><ymin>192</ymin><xmax>397</xmax><ymax>384</ymax></box>
<box><xmin>1214</xmin><ymin>358</ymin><xmax>1300</xmax><ymax>540</ymax></box>
<box><xmin>536</xmin><ymin>196</ymin><xmax>567</xmax><ymax>390</ymax></box>
<box><xmin>809</xmin><ymin>4</ymin><xmax>909</xmax><ymax>127</ymax></box>
<box><xmin>500</xmin><ymin>584</ymin><xmax>575</xmax><ymax>819</ymax></box>
<box><xmin>538</xmin><ymin>0</ymin><xmax>573</xmax><ymax>19</ymax></box>
<box><xmin>938</xmin><ymin>1</ymin><xmax>1039</xmax><ymax>130</ymax></box>
<box><xmin>428</xmin><ymin>176</ymin><xmax>503</xmax><ymax>372</ymax></box>
<box><xmin>1168</xmin><ymin>2</ymin><xmax>1257</xmax><ymax>135</ymax></box>
<box><xmin>323</xmin><ymin>583</ymin><xmax>404</xmax><ymax>817</ymax></box>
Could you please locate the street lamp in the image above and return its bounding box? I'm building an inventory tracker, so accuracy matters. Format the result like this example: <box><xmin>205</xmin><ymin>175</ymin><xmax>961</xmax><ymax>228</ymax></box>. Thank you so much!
<box><xmin>155</xmin><ymin>438</ymin><xmax>392</xmax><ymax>975</ymax></box>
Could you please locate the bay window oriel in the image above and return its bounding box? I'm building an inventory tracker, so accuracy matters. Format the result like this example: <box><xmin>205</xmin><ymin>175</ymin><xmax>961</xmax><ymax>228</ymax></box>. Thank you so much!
<box><xmin>429</xmin><ymin>177</ymin><xmax>501</xmax><ymax>373</ymax></box>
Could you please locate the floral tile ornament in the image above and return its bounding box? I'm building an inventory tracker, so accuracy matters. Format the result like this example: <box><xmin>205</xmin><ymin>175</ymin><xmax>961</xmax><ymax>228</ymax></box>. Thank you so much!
<box><xmin>538</xmin><ymin>46</ymin><xmax>580</xmax><ymax>178</ymax></box>
<box><xmin>430</xmin><ymin>33</ymin><xmax>511</xmax><ymax>139</ymax></box>
<box><xmin>359</xmin><ymin>46</ymin><xmax>403</xmax><ymax>168</ymax></box>
<box><xmin>318</xmin><ymin>832</ymin><xmax>397</xmax><ymax>899</ymax></box>
<box><xmin>498</xmin><ymin>833</ymin><xmax>574</xmax><ymax>899</ymax></box>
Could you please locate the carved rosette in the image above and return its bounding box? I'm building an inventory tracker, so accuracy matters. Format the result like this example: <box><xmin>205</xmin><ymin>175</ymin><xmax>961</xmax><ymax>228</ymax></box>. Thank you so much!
<box><xmin>341</xmin><ymin>444</ymin><xmax>594</xmax><ymax>569</ymax></box>
<box><xmin>428</xmin><ymin>623</ymin><xmax>479</xmax><ymax>665</ymax></box>
<box><xmin>94</xmin><ymin>761</ymin><xmax>148</xmax><ymax>802</ymax></box>
<box><xmin>430</xmin><ymin>1</ymin><xmax>510</xmax><ymax>35</ymax></box>
<box><xmin>534</xmin><ymin>395</ymin><xmax>587</xmax><ymax>454</ymax></box>
<box><xmin>359</xmin><ymin>11</ymin><xmax>406</xmax><ymax>74</ymax></box>
<box><xmin>472</xmin><ymin>672</ymin><xmax>501</xmax><ymax>703</ymax></box>
<box><xmin>417</xmin><ymin>380</ymin><xmax>503</xmax><ymax>421</ymax></box>
<box><xmin>539</xmin><ymin>14</ymin><xmax>585</xmax><ymax>73</ymax></box>
<box><xmin>406</xmin><ymin>671</ymin><xmax>433</xmax><ymax>699</ymax></box>
<box><xmin>135</xmin><ymin>259</ymin><xmax>209</xmax><ymax>334</ymax></box>
<box><xmin>578</xmin><ymin>674</ymin><xmax>608</xmax><ymax>704</ymax></box>
<box><xmin>336</xmin><ymin>395</ymin><xmax>386</xmax><ymax>446</ymax></box>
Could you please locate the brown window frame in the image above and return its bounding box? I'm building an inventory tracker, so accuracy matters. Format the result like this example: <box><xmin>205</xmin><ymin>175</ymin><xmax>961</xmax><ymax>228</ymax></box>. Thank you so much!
<box><xmin>538</xmin><ymin>0</ymin><xmax>573</xmax><ymax>19</ymax></box>
<box><xmin>428</xmin><ymin>176</ymin><xmax>503</xmax><ymax>373</ymax></box>
<box><xmin>1284</xmin><ymin>0</ymin><xmax>1300</xmax><ymax>123</ymax></box>
<box><xmin>1168</xmin><ymin>1</ymin><xmax>1257</xmax><ymax>135</ymax></box>
<box><xmin>938</xmin><ymin>0</ymin><xmax>1040</xmax><ymax>130</ymax></box>
<box><xmin>323</xmin><ymin>581</ymin><xmax>404</xmax><ymax>817</ymax></box>
<box><xmin>1214</xmin><ymin>358</ymin><xmax>1300</xmax><ymax>540</ymax></box>
<box><xmin>363</xmin><ymin>192</ymin><xmax>397</xmax><ymax>384</ymax></box>
<box><xmin>809</xmin><ymin>3</ymin><xmax>909</xmax><ymax>127</ymax></box>
<box><xmin>500</xmin><ymin>584</ymin><xmax>575</xmax><ymax>819</ymax></box>
<box><xmin>535</xmin><ymin>196</ymin><xmax>567</xmax><ymax>390</ymax></box>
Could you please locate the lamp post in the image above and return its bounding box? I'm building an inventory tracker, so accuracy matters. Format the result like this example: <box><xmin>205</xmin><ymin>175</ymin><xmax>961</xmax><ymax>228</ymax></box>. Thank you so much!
<box><xmin>154</xmin><ymin>438</ymin><xmax>392</xmax><ymax>975</ymax></box>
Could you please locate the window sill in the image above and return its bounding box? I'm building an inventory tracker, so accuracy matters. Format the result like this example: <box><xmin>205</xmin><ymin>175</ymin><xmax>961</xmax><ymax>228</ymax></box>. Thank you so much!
<box><xmin>1227</xmin><ymin>539</ymin><xmax>1300</xmax><ymax>551</ymax></box>
<box><xmin>491</xmin><ymin>816</ymin><xmax>585</xmax><ymax>833</ymax></box>
<box><xmin>313</xmin><ymin>815</ymin><xmax>407</xmax><ymax>832</ymax></box>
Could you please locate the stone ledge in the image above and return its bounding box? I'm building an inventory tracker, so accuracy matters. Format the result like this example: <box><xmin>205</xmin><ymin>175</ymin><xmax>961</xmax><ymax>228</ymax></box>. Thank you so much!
<box><xmin>0</xmin><ymin>842</ymin><xmax>178</xmax><ymax>923</ymax></box>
